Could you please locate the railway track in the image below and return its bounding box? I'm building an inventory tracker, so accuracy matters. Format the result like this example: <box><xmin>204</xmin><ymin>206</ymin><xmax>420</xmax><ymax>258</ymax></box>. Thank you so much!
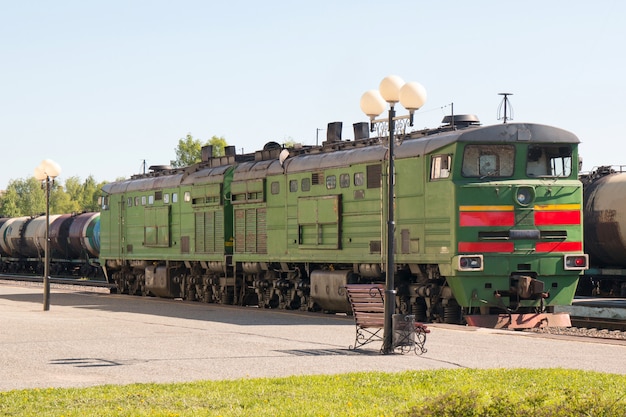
<box><xmin>528</xmin><ymin>323</ymin><xmax>626</xmax><ymax>340</ymax></box>
<box><xmin>0</xmin><ymin>274</ymin><xmax>114</xmax><ymax>291</ymax></box>
<box><xmin>570</xmin><ymin>317</ymin><xmax>626</xmax><ymax>332</ymax></box>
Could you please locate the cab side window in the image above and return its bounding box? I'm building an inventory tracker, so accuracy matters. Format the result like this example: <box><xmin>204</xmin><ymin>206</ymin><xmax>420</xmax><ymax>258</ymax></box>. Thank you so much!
<box><xmin>431</xmin><ymin>155</ymin><xmax>451</xmax><ymax>180</ymax></box>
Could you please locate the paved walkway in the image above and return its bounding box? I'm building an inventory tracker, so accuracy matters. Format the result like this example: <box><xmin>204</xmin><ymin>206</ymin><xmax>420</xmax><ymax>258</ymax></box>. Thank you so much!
<box><xmin>1</xmin><ymin>282</ymin><xmax>625</xmax><ymax>391</ymax></box>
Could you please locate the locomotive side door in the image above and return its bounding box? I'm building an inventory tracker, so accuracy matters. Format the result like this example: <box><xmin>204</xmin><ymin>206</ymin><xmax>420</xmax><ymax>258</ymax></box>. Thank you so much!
<box><xmin>116</xmin><ymin>195</ymin><xmax>127</xmax><ymax>261</ymax></box>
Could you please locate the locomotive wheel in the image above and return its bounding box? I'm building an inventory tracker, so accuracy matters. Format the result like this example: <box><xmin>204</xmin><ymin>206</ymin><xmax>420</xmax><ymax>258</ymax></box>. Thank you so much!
<box><xmin>443</xmin><ymin>301</ymin><xmax>463</xmax><ymax>324</ymax></box>
<box><xmin>288</xmin><ymin>297</ymin><xmax>302</xmax><ymax>310</ymax></box>
<box><xmin>267</xmin><ymin>293</ymin><xmax>280</xmax><ymax>309</ymax></box>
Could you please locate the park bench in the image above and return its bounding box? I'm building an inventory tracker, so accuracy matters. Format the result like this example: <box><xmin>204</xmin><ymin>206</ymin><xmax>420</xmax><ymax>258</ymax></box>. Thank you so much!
<box><xmin>343</xmin><ymin>284</ymin><xmax>429</xmax><ymax>354</ymax></box>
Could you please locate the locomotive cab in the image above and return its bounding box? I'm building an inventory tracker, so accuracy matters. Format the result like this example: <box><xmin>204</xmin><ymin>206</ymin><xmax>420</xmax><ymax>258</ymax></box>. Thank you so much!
<box><xmin>441</xmin><ymin>124</ymin><xmax>588</xmax><ymax>327</ymax></box>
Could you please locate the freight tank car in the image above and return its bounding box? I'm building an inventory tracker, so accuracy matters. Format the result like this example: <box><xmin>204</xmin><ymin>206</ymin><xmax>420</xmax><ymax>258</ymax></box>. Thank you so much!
<box><xmin>99</xmin><ymin>117</ymin><xmax>588</xmax><ymax>328</ymax></box>
<box><xmin>0</xmin><ymin>212</ymin><xmax>101</xmax><ymax>277</ymax></box>
<box><xmin>580</xmin><ymin>166</ymin><xmax>626</xmax><ymax>296</ymax></box>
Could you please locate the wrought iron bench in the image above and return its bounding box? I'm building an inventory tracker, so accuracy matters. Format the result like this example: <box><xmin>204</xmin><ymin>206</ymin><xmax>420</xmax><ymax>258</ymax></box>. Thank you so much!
<box><xmin>344</xmin><ymin>284</ymin><xmax>429</xmax><ymax>354</ymax></box>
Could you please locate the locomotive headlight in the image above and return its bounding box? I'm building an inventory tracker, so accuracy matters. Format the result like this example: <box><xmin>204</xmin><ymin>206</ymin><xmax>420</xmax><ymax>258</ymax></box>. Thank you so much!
<box><xmin>564</xmin><ymin>254</ymin><xmax>589</xmax><ymax>270</ymax></box>
<box><xmin>458</xmin><ymin>255</ymin><xmax>484</xmax><ymax>271</ymax></box>
<box><xmin>515</xmin><ymin>186</ymin><xmax>535</xmax><ymax>206</ymax></box>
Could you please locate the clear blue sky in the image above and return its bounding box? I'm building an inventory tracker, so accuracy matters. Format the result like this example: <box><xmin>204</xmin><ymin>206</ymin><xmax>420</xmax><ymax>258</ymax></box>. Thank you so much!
<box><xmin>1</xmin><ymin>1</ymin><xmax>623</xmax><ymax>189</ymax></box>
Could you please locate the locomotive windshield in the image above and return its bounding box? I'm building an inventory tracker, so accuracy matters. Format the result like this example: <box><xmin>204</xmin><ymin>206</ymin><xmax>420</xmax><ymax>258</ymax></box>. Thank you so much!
<box><xmin>526</xmin><ymin>145</ymin><xmax>572</xmax><ymax>177</ymax></box>
<box><xmin>461</xmin><ymin>144</ymin><xmax>515</xmax><ymax>178</ymax></box>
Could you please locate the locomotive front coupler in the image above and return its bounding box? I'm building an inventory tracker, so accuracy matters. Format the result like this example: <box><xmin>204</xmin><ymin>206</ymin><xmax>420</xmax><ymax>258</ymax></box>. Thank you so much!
<box><xmin>504</xmin><ymin>274</ymin><xmax>548</xmax><ymax>300</ymax></box>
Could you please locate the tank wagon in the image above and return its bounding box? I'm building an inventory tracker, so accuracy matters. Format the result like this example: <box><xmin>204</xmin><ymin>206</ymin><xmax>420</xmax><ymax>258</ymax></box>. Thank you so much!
<box><xmin>580</xmin><ymin>166</ymin><xmax>626</xmax><ymax>296</ymax></box>
<box><xmin>0</xmin><ymin>212</ymin><xmax>101</xmax><ymax>277</ymax></box>
<box><xmin>99</xmin><ymin>116</ymin><xmax>588</xmax><ymax>327</ymax></box>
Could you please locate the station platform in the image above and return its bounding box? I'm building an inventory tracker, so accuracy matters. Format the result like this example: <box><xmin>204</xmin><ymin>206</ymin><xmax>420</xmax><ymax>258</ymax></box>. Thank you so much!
<box><xmin>2</xmin><ymin>281</ymin><xmax>626</xmax><ymax>392</ymax></box>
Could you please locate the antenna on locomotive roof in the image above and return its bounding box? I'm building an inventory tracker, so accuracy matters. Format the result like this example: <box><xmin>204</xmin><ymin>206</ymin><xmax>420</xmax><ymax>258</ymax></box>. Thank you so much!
<box><xmin>450</xmin><ymin>102</ymin><xmax>454</xmax><ymax>130</ymax></box>
<box><xmin>497</xmin><ymin>93</ymin><xmax>514</xmax><ymax>124</ymax></box>
<box><xmin>316</xmin><ymin>127</ymin><xmax>324</xmax><ymax>146</ymax></box>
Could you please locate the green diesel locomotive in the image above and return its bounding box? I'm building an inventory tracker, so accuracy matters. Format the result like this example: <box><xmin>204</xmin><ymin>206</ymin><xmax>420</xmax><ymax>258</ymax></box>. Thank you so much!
<box><xmin>100</xmin><ymin>116</ymin><xmax>588</xmax><ymax>327</ymax></box>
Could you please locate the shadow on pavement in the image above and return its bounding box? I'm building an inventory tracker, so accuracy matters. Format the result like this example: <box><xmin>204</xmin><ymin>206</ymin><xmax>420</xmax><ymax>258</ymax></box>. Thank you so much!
<box><xmin>0</xmin><ymin>287</ymin><xmax>354</xmax><ymax>327</ymax></box>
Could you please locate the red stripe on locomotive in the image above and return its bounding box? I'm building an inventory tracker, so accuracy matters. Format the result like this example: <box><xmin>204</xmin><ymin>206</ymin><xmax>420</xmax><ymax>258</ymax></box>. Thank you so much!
<box><xmin>534</xmin><ymin>210</ymin><xmax>580</xmax><ymax>225</ymax></box>
<box><xmin>459</xmin><ymin>211</ymin><xmax>515</xmax><ymax>227</ymax></box>
<box><xmin>535</xmin><ymin>241</ymin><xmax>583</xmax><ymax>252</ymax></box>
<box><xmin>458</xmin><ymin>242</ymin><xmax>515</xmax><ymax>253</ymax></box>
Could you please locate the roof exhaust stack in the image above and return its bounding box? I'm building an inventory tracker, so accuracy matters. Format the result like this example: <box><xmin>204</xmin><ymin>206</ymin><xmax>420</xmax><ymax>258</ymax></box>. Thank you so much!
<box><xmin>201</xmin><ymin>145</ymin><xmax>213</xmax><ymax>162</ymax></box>
<box><xmin>326</xmin><ymin>122</ymin><xmax>342</xmax><ymax>143</ymax></box>
<box><xmin>353</xmin><ymin>122</ymin><xmax>369</xmax><ymax>140</ymax></box>
<box><xmin>224</xmin><ymin>146</ymin><xmax>236</xmax><ymax>157</ymax></box>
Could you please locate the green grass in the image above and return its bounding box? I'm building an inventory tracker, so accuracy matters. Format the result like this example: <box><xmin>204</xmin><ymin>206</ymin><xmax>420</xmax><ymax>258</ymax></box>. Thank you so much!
<box><xmin>1</xmin><ymin>369</ymin><xmax>625</xmax><ymax>416</ymax></box>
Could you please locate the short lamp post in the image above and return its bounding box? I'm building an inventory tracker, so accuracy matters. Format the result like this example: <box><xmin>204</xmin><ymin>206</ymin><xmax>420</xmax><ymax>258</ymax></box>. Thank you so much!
<box><xmin>360</xmin><ymin>76</ymin><xmax>427</xmax><ymax>354</ymax></box>
<box><xmin>34</xmin><ymin>159</ymin><xmax>61</xmax><ymax>311</ymax></box>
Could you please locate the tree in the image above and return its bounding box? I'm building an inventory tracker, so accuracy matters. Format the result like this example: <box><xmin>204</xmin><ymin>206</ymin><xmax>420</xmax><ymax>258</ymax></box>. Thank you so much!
<box><xmin>170</xmin><ymin>134</ymin><xmax>229</xmax><ymax>168</ymax></box>
<box><xmin>80</xmin><ymin>176</ymin><xmax>105</xmax><ymax>212</ymax></box>
<box><xmin>208</xmin><ymin>136</ymin><xmax>228</xmax><ymax>157</ymax></box>
<box><xmin>171</xmin><ymin>134</ymin><xmax>203</xmax><ymax>168</ymax></box>
<box><xmin>50</xmin><ymin>182</ymin><xmax>79</xmax><ymax>214</ymax></box>
<box><xmin>59</xmin><ymin>176</ymin><xmax>83</xmax><ymax>213</ymax></box>
<box><xmin>0</xmin><ymin>176</ymin><xmax>108</xmax><ymax>217</ymax></box>
<box><xmin>0</xmin><ymin>178</ymin><xmax>46</xmax><ymax>217</ymax></box>
<box><xmin>0</xmin><ymin>187</ymin><xmax>21</xmax><ymax>217</ymax></box>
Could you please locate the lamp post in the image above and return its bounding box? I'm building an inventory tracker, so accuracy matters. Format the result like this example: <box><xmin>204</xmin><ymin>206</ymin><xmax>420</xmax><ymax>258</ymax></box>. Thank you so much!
<box><xmin>34</xmin><ymin>159</ymin><xmax>61</xmax><ymax>311</ymax></box>
<box><xmin>360</xmin><ymin>76</ymin><xmax>427</xmax><ymax>354</ymax></box>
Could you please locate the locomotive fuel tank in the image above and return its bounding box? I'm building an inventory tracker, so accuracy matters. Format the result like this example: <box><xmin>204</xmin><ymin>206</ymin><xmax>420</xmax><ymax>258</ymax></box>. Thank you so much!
<box><xmin>584</xmin><ymin>172</ymin><xmax>626</xmax><ymax>266</ymax></box>
<box><xmin>310</xmin><ymin>270</ymin><xmax>353</xmax><ymax>312</ymax></box>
